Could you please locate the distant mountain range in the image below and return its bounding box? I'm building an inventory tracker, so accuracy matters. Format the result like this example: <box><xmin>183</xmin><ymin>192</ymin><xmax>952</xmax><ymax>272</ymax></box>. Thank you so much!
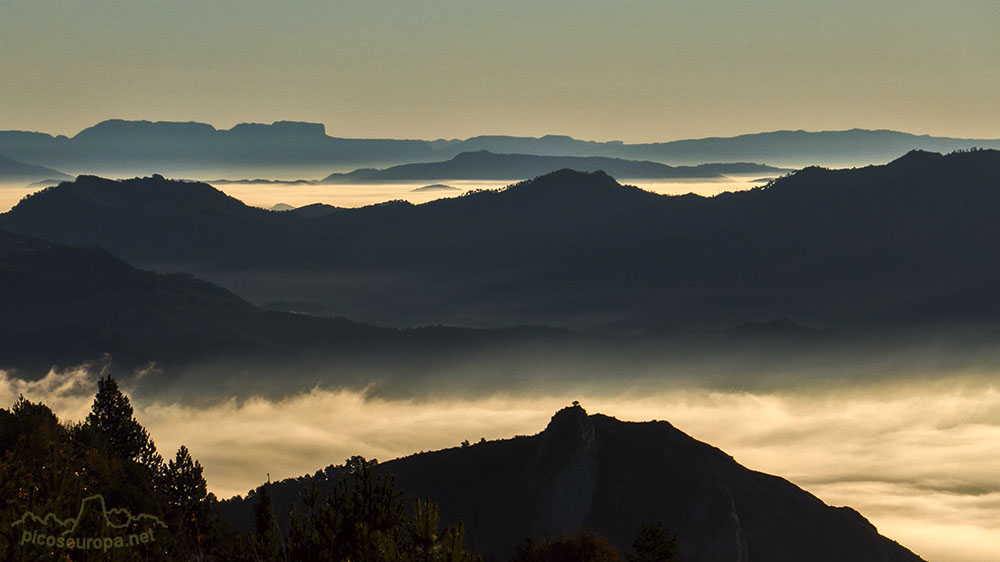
<box><xmin>319</xmin><ymin>150</ymin><xmax>788</xmax><ymax>182</ymax></box>
<box><xmin>5</xmin><ymin>150</ymin><xmax>1000</xmax><ymax>333</ymax></box>
<box><xmin>0</xmin><ymin>154</ymin><xmax>73</xmax><ymax>183</ymax></box>
<box><xmin>221</xmin><ymin>404</ymin><xmax>925</xmax><ymax>562</ymax></box>
<box><xmin>1</xmin><ymin>120</ymin><xmax>999</xmax><ymax>176</ymax></box>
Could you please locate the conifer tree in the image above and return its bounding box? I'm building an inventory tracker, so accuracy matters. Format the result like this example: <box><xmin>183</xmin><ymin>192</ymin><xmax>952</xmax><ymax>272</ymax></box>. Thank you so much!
<box><xmin>164</xmin><ymin>445</ymin><xmax>211</xmax><ymax>556</ymax></box>
<box><xmin>86</xmin><ymin>375</ymin><xmax>163</xmax><ymax>475</ymax></box>
<box><xmin>253</xmin><ymin>484</ymin><xmax>281</xmax><ymax>561</ymax></box>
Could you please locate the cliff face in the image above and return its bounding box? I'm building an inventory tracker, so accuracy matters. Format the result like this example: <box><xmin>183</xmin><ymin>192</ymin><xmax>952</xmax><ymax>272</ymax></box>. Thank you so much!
<box><xmin>531</xmin><ymin>405</ymin><xmax>598</xmax><ymax>537</ymax></box>
<box><xmin>382</xmin><ymin>406</ymin><xmax>924</xmax><ymax>562</ymax></box>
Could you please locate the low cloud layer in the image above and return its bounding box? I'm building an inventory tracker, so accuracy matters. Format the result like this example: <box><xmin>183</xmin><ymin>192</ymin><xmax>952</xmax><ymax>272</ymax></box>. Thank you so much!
<box><xmin>3</xmin><ymin>368</ymin><xmax>997</xmax><ymax>562</ymax></box>
<box><xmin>0</xmin><ymin>366</ymin><xmax>100</xmax><ymax>422</ymax></box>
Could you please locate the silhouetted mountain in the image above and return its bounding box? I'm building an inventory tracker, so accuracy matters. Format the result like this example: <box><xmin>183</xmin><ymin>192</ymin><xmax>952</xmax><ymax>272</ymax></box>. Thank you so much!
<box><xmin>223</xmin><ymin>405</ymin><xmax>924</xmax><ymax>562</ymax></box>
<box><xmin>319</xmin><ymin>151</ymin><xmax>786</xmax><ymax>182</ymax></box>
<box><xmin>2</xmin><ymin>121</ymin><xmax>998</xmax><ymax>176</ymax></box>
<box><xmin>411</xmin><ymin>183</ymin><xmax>459</xmax><ymax>192</ymax></box>
<box><xmin>5</xmin><ymin>151</ymin><xmax>1000</xmax><ymax>332</ymax></box>
<box><xmin>288</xmin><ymin>202</ymin><xmax>342</xmax><ymax>218</ymax></box>
<box><xmin>0</xmin><ymin>154</ymin><xmax>72</xmax><ymax>183</ymax></box>
<box><xmin>0</xmin><ymin>174</ymin><xmax>319</xmax><ymax>268</ymax></box>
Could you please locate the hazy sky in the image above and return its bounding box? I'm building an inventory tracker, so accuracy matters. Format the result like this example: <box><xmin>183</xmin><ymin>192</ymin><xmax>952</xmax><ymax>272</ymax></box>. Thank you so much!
<box><xmin>2</xmin><ymin>1</ymin><xmax>998</xmax><ymax>141</ymax></box>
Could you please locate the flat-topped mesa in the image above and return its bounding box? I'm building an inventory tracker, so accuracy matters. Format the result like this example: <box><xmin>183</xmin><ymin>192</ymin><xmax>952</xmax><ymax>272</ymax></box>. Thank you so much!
<box><xmin>227</xmin><ymin>121</ymin><xmax>327</xmax><ymax>138</ymax></box>
<box><xmin>73</xmin><ymin>119</ymin><xmax>218</xmax><ymax>140</ymax></box>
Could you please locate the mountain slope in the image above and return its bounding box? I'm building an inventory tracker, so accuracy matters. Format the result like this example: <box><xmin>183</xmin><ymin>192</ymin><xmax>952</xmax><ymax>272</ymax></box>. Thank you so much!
<box><xmin>0</xmin><ymin>175</ymin><xmax>315</xmax><ymax>268</ymax></box>
<box><xmin>224</xmin><ymin>405</ymin><xmax>925</xmax><ymax>562</ymax></box>
<box><xmin>0</xmin><ymin>154</ymin><xmax>72</xmax><ymax>183</ymax></box>
<box><xmin>0</xmin><ymin>228</ymin><xmax>594</xmax><ymax>399</ymax></box>
<box><xmin>0</xmin><ymin>226</ymin><xmax>446</xmax><ymax>382</ymax></box>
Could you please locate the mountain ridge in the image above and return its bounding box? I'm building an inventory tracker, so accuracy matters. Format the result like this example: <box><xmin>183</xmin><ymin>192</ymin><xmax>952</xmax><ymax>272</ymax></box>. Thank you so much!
<box><xmin>319</xmin><ymin>150</ymin><xmax>787</xmax><ymax>182</ymax></box>
<box><xmin>4</xmin><ymin>150</ymin><xmax>1000</xmax><ymax>332</ymax></box>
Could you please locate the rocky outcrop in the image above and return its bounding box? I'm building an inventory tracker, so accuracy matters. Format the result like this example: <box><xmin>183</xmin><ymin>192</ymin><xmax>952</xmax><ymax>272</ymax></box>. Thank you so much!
<box><xmin>376</xmin><ymin>405</ymin><xmax>926</xmax><ymax>562</ymax></box>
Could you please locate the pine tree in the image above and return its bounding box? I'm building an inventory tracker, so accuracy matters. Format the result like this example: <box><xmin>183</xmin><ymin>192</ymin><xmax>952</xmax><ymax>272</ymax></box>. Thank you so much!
<box><xmin>164</xmin><ymin>445</ymin><xmax>210</xmax><ymax>556</ymax></box>
<box><xmin>253</xmin><ymin>484</ymin><xmax>281</xmax><ymax>561</ymax></box>
<box><xmin>86</xmin><ymin>375</ymin><xmax>163</xmax><ymax>475</ymax></box>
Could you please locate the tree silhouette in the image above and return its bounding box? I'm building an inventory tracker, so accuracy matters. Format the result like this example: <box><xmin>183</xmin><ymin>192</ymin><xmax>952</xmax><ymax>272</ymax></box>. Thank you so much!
<box><xmin>626</xmin><ymin>523</ymin><xmax>678</xmax><ymax>562</ymax></box>
<box><xmin>511</xmin><ymin>530</ymin><xmax>621</xmax><ymax>562</ymax></box>
<box><xmin>253</xmin><ymin>484</ymin><xmax>282</xmax><ymax>561</ymax></box>
<box><xmin>280</xmin><ymin>457</ymin><xmax>480</xmax><ymax>562</ymax></box>
<box><xmin>86</xmin><ymin>375</ymin><xmax>163</xmax><ymax>474</ymax></box>
<box><xmin>163</xmin><ymin>445</ymin><xmax>215</xmax><ymax>557</ymax></box>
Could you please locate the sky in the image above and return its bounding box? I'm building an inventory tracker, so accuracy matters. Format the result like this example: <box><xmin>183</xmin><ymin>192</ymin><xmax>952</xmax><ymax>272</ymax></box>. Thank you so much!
<box><xmin>2</xmin><ymin>1</ymin><xmax>999</xmax><ymax>142</ymax></box>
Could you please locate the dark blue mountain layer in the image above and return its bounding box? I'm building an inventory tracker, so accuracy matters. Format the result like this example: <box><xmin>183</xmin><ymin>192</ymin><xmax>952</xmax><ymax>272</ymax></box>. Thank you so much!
<box><xmin>320</xmin><ymin>150</ymin><xmax>786</xmax><ymax>181</ymax></box>
<box><xmin>0</xmin><ymin>154</ymin><xmax>72</xmax><ymax>183</ymax></box>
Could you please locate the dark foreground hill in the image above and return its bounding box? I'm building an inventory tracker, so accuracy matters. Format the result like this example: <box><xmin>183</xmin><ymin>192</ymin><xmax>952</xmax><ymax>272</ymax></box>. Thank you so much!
<box><xmin>319</xmin><ymin>150</ymin><xmax>786</xmax><ymax>182</ymax></box>
<box><xmin>5</xmin><ymin>150</ymin><xmax>1000</xmax><ymax>332</ymax></box>
<box><xmin>222</xmin><ymin>405</ymin><xmax>925</xmax><ymax>562</ymax></box>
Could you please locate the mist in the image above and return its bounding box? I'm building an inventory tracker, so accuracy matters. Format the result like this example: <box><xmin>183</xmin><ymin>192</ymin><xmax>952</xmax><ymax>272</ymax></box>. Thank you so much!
<box><xmin>0</xmin><ymin>182</ymin><xmax>46</xmax><ymax>213</ymax></box>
